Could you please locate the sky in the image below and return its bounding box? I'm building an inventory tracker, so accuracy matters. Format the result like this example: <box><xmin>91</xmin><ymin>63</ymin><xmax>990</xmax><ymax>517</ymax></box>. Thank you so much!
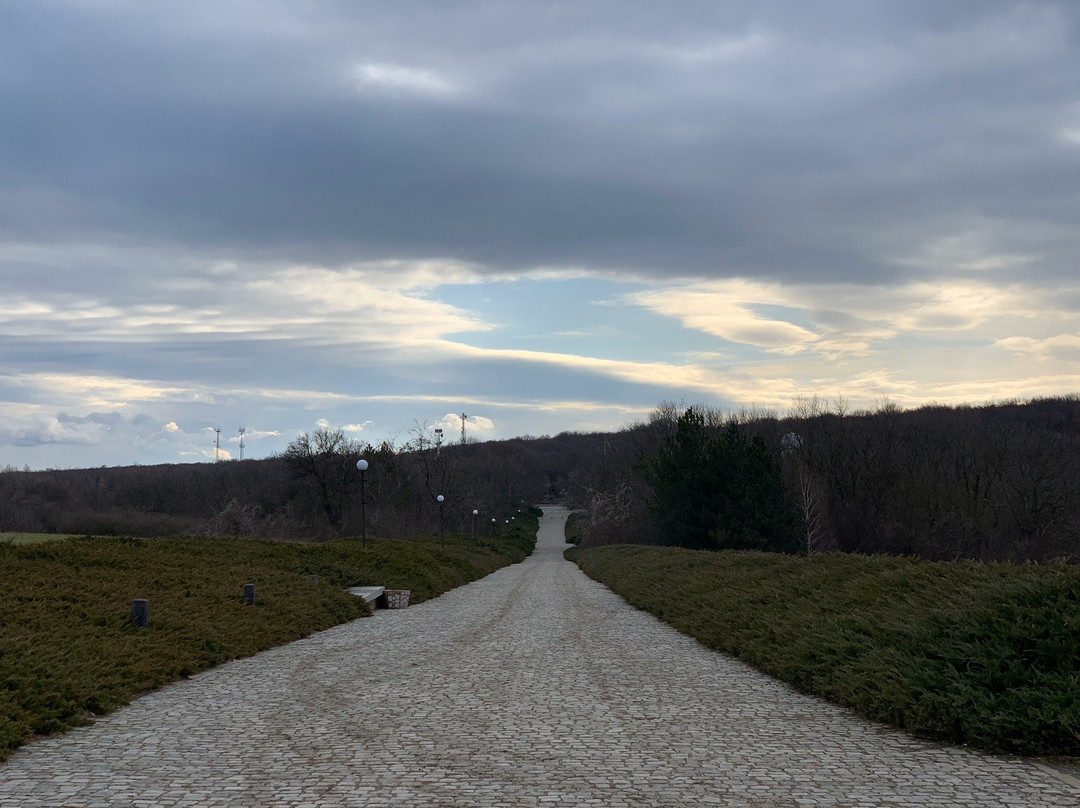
<box><xmin>2</xmin><ymin>1</ymin><xmax>1079</xmax><ymax>468</ymax></box>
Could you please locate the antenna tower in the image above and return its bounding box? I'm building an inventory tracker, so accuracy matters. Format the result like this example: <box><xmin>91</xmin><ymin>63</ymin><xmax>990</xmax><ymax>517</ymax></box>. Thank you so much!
<box><xmin>238</xmin><ymin>427</ymin><xmax>246</xmax><ymax>461</ymax></box>
<box><xmin>214</xmin><ymin>427</ymin><xmax>222</xmax><ymax>462</ymax></box>
<box><xmin>461</xmin><ymin>413</ymin><xmax>467</xmax><ymax>444</ymax></box>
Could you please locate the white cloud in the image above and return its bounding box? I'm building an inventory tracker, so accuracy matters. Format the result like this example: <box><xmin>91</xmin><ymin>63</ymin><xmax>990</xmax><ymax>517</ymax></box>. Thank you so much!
<box><xmin>1060</xmin><ymin>127</ymin><xmax>1080</xmax><ymax>146</ymax></box>
<box><xmin>0</xmin><ymin>416</ymin><xmax>107</xmax><ymax>447</ymax></box>
<box><xmin>163</xmin><ymin>421</ymin><xmax>180</xmax><ymax>432</ymax></box>
<box><xmin>433</xmin><ymin>412</ymin><xmax>496</xmax><ymax>440</ymax></box>
<box><xmin>997</xmin><ymin>334</ymin><xmax>1080</xmax><ymax>362</ymax></box>
<box><xmin>243</xmin><ymin>428</ymin><xmax>281</xmax><ymax>440</ymax></box>
<box><xmin>354</xmin><ymin>62</ymin><xmax>460</xmax><ymax>96</ymax></box>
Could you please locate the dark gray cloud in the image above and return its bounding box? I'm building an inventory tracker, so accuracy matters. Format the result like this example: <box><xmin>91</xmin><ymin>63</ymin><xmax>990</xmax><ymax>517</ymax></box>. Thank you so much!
<box><xmin>2</xmin><ymin>1</ymin><xmax>1078</xmax><ymax>283</ymax></box>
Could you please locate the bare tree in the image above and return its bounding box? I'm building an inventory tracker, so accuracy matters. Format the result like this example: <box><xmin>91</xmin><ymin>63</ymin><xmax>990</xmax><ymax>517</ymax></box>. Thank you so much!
<box><xmin>282</xmin><ymin>427</ymin><xmax>364</xmax><ymax>534</ymax></box>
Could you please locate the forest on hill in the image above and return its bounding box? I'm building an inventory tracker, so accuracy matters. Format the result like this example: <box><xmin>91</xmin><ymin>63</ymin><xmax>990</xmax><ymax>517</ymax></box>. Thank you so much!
<box><xmin>2</xmin><ymin>395</ymin><xmax>1078</xmax><ymax>562</ymax></box>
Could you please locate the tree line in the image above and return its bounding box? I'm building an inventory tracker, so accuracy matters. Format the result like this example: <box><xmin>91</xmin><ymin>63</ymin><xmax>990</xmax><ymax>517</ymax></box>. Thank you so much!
<box><xmin>578</xmin><ymin>396</ymin><xmax>1080</xmax><ymax>561</ymax></box>
<box><xmin>2</xmin><ymin>396</ymin><xmax>1078</xmax><ymax>561</ymax></box>
<box><xmin>0</xmin><ymin>426</ymin><xmax>558</xmax><ymax>541</ymax></box>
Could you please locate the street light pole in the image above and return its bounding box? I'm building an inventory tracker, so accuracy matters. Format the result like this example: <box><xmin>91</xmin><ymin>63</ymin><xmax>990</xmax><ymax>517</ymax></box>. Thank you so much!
<box><xmin>472</xmin><ymin>509</ymin><xmax>478</xmax><ymax>538</ymax></box>
<box><xmin>356</xmin><ymin>459</ymin><xmax>368</xmax><ymax>547</ymax></box>
<box><xmin>437</xmin><ymin>494</ymin><xmax>445</xmax><ymax>549</ymax></box>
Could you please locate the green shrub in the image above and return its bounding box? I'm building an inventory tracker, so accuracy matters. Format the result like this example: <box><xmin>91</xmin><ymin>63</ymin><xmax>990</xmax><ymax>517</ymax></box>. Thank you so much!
<box><xmin>565</xmin><ymin>512</ymin><xmax>585</xmax><ymax>545</ymax></box>
<box><xmin>567</xmin><ymin>545</ymin><xmax>1080</xmax><ymax>756</ymax></box>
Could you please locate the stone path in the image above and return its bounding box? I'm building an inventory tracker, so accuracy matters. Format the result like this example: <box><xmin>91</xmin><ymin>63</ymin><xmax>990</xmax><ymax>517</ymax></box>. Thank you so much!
<box><xmin>2</xmin><ymin>507</ymin><xmax>1078</xmax><ymax>807</ymax></box>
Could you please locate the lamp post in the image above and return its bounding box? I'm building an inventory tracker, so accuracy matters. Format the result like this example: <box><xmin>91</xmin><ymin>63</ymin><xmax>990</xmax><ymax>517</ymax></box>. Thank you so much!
<box><xmin>490</xmin><ymin>517</ymin><xmax>496</xmax><ymax>538</ymax></box>
<box><xmin>472</xmin><ymin>509</ymin><xmax>479</xmax><ymax>538</ymax></box>
<box><xmin>356</xmin><ymin>459</ymin><xmax>368</xmax><ymax>547</ymax></box>
<box><xmin>437</xmin><ymin>494</ymin><xmax>445</xmax><ymax>549</ymax></box>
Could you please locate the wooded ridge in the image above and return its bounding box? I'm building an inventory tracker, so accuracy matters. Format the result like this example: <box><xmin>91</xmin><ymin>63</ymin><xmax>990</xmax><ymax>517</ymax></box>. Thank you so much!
<box><xmin>2</xmin><ymin>395</ymin><xmax>1078</xmax><ymax>562</ymax></box>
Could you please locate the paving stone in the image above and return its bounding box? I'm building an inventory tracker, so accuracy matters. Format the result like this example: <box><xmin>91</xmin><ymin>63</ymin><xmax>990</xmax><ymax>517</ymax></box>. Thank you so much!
<box><xmin>1</xmin><ymin>506</ymin><xmax>1077</xmax><ymax>806</ymax></box>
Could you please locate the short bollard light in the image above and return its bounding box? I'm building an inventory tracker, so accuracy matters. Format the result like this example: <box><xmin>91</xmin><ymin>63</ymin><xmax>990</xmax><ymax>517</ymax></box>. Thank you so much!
<box><xmin>243</xmin><ymin>583</ymin><xmax>255</xmax><ymax>606</ymax></box>
<box><xmin>131</xmin><ymin>599</ymin><xmax>149</xmax><ymax>628</ymax></box>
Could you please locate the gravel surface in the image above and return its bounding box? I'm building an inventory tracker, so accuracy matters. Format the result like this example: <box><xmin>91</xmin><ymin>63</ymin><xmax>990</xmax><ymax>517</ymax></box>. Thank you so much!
<box><xmin>1</xmin><ymin>506</ymin><xmax>1077</xmax><ymax>807</ymax></box>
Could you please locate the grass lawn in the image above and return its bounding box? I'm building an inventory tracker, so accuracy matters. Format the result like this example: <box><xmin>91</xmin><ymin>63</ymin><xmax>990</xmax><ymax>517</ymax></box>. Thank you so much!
<box><xmin>567</xmin><ymin>544</ymin><xmax>1080</xmax><ymax>758</ymax></box>
<box><xmin>0</xmin><ymin>533</ymin><xmax>74</xmax><ymax>545</ymax></box>
<box><xmin>0</xmin><ymin>516</ymin><xmax>537</xmax><ymax>761</ymax></box>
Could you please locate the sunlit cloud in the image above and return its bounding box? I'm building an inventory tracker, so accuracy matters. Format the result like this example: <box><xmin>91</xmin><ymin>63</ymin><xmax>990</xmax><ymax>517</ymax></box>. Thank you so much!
<box><xmin>629</xmin><ymin>277</ymin><xmax>1064</xmax><ymax>358</ymax></box>
<box><xmin>5</xmin><ymin>373</ymin><xmax>192</xmax><ymax>408</ymax></box>
<box><xmin>433</xmin><ymin>411</ymin><xmax>496</xmax><ymax>440</ymax></box>
<box><xmin>629</xmin><ymin>281</ymin><xmax>819</xmax><ymax>353</ymax></box>
<box><xmin>0</xmin><ymin>253</ymin><xmax>496</xmax><ymax>348</ymax></box>
<box><xmin>997</xmin><ymin>334</ymin><xmax>1080</xmax><ymax>362</ymax></box>
<box><xmin>341</xmin><ymin>422</ymin><xmax>373</xmax><ymax>434</ymax></box>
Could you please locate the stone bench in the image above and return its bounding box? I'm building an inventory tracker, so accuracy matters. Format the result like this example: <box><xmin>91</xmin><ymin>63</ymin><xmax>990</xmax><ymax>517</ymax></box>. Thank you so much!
<box><xmin>347</xmin><ymin>586</ymin><xmax>411</xmax><ymax>609</ymax></box>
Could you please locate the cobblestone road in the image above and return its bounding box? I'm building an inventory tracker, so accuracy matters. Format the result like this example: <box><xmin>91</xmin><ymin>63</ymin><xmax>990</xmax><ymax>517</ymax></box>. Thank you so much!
<box><xmin>2</xmin><ymin>507</ymin><xmax>1078</xmax><ymax>807</ymax></box>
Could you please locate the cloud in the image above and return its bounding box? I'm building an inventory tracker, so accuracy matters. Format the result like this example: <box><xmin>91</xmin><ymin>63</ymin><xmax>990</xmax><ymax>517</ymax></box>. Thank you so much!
<box><xmin>2</xmin><ymin>2</ymin><xmax>1080</xmax><ymax>468</ymax></box>
<box><xmin>354</xmin><ymin>62</ymin><xmax>461</xmax><ymax>96</ymax></box>
<box><xmin>0</xmin><ymin>416</ymin><xmax>108</xmax><ymax>448</ymax></box>
<box><xmin>234</xmin><ymin>428</ymin><xmax>281</xmax><ymax>441</ymax></box>
<box><xmin>629</xmin><ymin>277</ymin><xmax>1067</xmax><ymax>359</ymax></box>
<box><xmin>0</xmin><ymin>250</ymin><xmax>495</xmax><ymax>363</ymax></box>
<box><xmin>433</xmin><ymin>412</ymin><xmax>496</xmax><ymax>440</ymax></box>
<box><xmin>1</xmin><ymin>1</ymin><xmax>1076</xmax><ymax>282</ymax></box>
<box><xmin>655</xmin><ymin>32</ymin><xmax>771</xmax><ymax>65</ymax></box>
<box><xmin>997</xmin><ymin>334</ymin><xmax>1080</xmax><ymax>362</ymax></box>
<box><xmin>0</xmin><ymin>409</ymin><xmax>174</xmax><ymax>450</ymax></box>
<box><xmin>629</xmin><ymin>281</ymin><xmax>819</xmax><ymax>353</ymax></box>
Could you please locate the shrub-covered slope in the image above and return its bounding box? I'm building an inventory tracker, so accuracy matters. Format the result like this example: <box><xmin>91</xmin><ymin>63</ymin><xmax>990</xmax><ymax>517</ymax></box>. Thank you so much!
<box><xmin>567</xmin><ymin>545</ymin><xmax>1080</xmax><ymax>757</ymax></box>
<box><xmin>0</xmin><ymin>518</ymin><xmax>536</xmax><ymax>761</ymax></box>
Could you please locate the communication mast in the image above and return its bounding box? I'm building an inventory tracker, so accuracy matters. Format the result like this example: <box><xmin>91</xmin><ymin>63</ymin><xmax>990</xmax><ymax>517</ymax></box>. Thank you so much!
<box><xmin>214</xmin><ymin>427</ymin><xmax>222</xmax><ymax>462</ymax></box>
<box><xmin>238</xmin><ymin>427</ymin><xmax>246</xmax><ymax>461</ymax></box>
<box><xmin>460</xmin><ymin>413</ymin><xmax>467</xmax><ymax>444</ymax></box>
